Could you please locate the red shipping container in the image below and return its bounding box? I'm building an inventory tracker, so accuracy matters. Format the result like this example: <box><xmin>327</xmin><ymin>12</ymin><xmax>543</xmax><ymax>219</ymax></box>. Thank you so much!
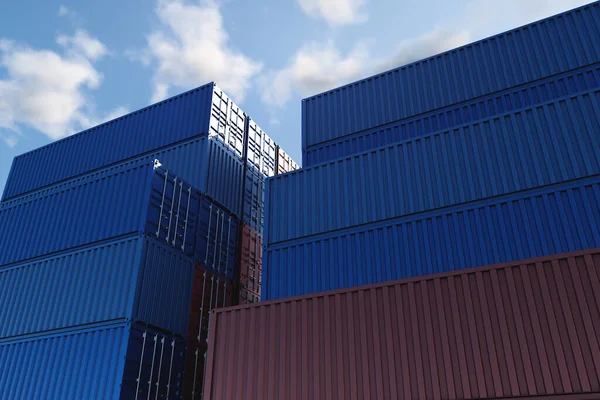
<box><xmin>183</xmin><ymin>264</ymin><xmax>232</xmax><ymax>399</ymax></box>
<box><xmin>204</xmin><ymin>248</ymin><xmax>600</xmax><ymax>400</ymax></box>
<box><xmin>276</xmin><ymin>145</ymin><xmax>299</xmax><ymax>175</ymax></box>
<box><xmin>238</xmin><ymin>223</ymin><xmax>262</xmax><ymax>301</ymax></box>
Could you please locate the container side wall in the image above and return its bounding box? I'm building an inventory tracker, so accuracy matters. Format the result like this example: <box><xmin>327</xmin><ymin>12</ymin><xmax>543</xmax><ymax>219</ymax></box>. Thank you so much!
<box><xmin>269</xmin><ymin>90</ymin><xmax>600</xmax><ymax>244</ymax></box>
<box><xmin>304</xmin><ymin>62</ymin><xmax>600</xmax><ymax>165</ymax></box>
<box><xmin>3</xmin><ymin>84</ymin><xmax>214</xmax><ymax>200</ymax></box>
<box><xmin>0</xmin><ymin>236</ymin><xmax>143</xmax><ymax>340</ymax></box>
<box><xmin>0</xmin><ymin>164</ymin><xmax>155</xmax><ymax>267</ymax></box>
<box><xmin>265</xmin><ymin>176</ymin><xmax>600</xmax><ymax>299</ymax></box>
<box><xmin>0</xmin><ymin>324</ymin><xmax>130</xmax><ymax>399</ymax></box>
<box><xmin>206</xmin><ymin>249</ymin><xmax>600</xmax><ymax>400</ymax></box>
<box><xmin>302</xmin><ymin>2</ymin><xmax>600</xmax><ymax>149</ymax></box>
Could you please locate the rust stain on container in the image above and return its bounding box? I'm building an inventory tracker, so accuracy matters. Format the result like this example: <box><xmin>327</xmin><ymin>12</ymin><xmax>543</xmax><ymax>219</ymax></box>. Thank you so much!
<box><xmin>204</xmin><ymin>249</ymin><xmax>600</xmax><ymax>399</ymax></box>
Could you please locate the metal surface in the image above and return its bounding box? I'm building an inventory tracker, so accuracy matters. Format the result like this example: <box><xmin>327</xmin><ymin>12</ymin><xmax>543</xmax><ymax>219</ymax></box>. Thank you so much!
<box><xmin>269</xmin><ymin>89</ymin><xmax>600</xmax><ymax>245</ymax></box>
<box><xmin>264</xmin><ymin>176</ymin><xmax>600</xmax><ymax>300</ymax></box>
<box><xmin>2</xmin><ymin>83</ymin><xmax>215</xmax><ymax>201</ymax></box>
<box><xmin>205</xmin><ymin>248</ymin><xmax>600</xmax><ymax>400</ymax></box>
<box><xmin>303</xmin><ymin>62</ymin><xmax>600</xmax><ymax>166</ymax></box>
<box><xmin>238</xmin><ymin>223</ymin><xmax>263</xmax><ymax>302</ymax></box>
<box><xmin>243</xmin><ymin>164</ymin><xmax>267</xmax><ymax>234</ymax></box>
<box><xmin>245</xmin><ymin>119</ymin><xmax>276</xmax><ymax>178</ymax></box>
<box><xmin>0</xmin><ymin>323</ymin><xmax>129</xmax><ymax>399</ymax></box>
<box><xmin>0</xmin><ymin>235</ymin><xmax>195</xmax><ymax>339</ymax></box>
<box><xmin>301</xmin><ymin>2</ymin><xmax>600</xmax><ymax>150</ymax></box>
<box><xmin>276</xmin><ymin>145</ymin><xmax>300</xmax><ymax>174</ymax></box>
<box><xmin>182</xmin><ymin>263</ymin><xmax>233</xmax><ymax>400</ymax></box>
<box><xmin>0</xmin><ymin>322</ymin><xmax>185</xmax><ymax>400</ymax></box>
<box><xmin>0</xmin><ymin>161</ymin><xmax>199</xmax><ymax>267</ymax></box>
<box><xmin>195</xmin><ymin>199</ymin><xmax>240</xmax><ymax>280</ymax></box>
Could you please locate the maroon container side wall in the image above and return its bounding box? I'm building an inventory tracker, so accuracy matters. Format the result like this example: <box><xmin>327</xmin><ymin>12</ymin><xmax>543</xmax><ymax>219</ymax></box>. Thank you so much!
<box><xmin>239</xmin><ymin>223</ymin><xmax>263</xmax><ymax>302</ymax></box>
<box><xmin>204</xmin><ymin>248</ymin><xmax>600</xmax><ymax>400</ymax></box>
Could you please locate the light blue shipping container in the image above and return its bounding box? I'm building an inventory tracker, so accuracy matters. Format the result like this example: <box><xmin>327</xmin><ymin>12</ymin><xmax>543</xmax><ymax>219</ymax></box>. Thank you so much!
<box><xmin>303</xmin><ymin>62</ymin><xmax>600</xmax><ymax>166</ymax></box>
<box><xmin>2</xmin><ymin>83</ymin><xmax>246</xmax><ymax>201</ymax></box>
<box><xmin>301</xmin><ymin>2</ymin><xmax>600</xmax><ymax>150</ymax></box>
<box><xmin>0</xmin><ymin>322</ymin><xmax>186</xmax><ymax>400</ymax></box>
<box><xmin>264</xmin><ymin>176</ymin><xmax>600</xmax><ymax>300</ymax></box>
<box><xmin>267</xmin><ymin>89</ymin><xmax>600</xmax><ymax>244</ymax></box>
<box><xmin>0</xmin><ymin>235</ymin><xmax>194</xmax><ymax>338</ymax></box>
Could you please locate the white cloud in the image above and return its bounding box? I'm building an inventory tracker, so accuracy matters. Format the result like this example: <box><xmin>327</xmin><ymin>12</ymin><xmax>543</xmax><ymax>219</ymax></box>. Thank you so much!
<box><xmin>376</xmin><ymin>28</ymin><xmax>470</xmax><ymax>73</ymax></box>
<box><xmin>260</xmin><ymin>40</ymin><xmax>370</xmax><ymax>108</ymax></box>
<box><xmin>0</xmin><ymin>31</ymin><xmax>125</xmax><ymax>146</ymax></box>
<box><xmin>57</xmin><ymin>30</ymin><xmax>109</xmax><ymax>61</ymax></box>
<box><xmin>297</xmin><ymin>0</ymin><xmax>367</xmax><ymax>26</ymax></box>
<box><xmin>141</xmin><ymin>0</ymin><xmax>262</xmax><ymax>103</ymax></box>
<box><xmin>58</xmin><ymin>5</ymin><xmax>69</xmax><ymax>17</ymax></box>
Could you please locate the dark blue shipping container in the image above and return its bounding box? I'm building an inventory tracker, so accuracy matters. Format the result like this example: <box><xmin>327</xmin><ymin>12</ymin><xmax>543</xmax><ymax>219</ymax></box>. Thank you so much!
<box><xmin>243</xmin><ymin>164</ymin><xmax>267</xmax><ymax>234</ymax></box>
<box><xmin>0</xmin><ymin>160</ymin><xmax>238</xmax><ymax>271</ymax></box>
<box><xmin>2</xmin><ymin>83</ymin><xmax>245</xmax><ymax>201</ymax></box>
<box><xmin>264</xmin><ymin>176</ymin><xmax>600</xmax><ymax>300</ymax></box>
<box><xmin>0</xmin><ymin>161</ymin><xmax>199</xmax><ymax>267</ymax></box>
<box><xmin>195</xmin><ymin>199</ymin><xmax>239</xmax><ymax>280</ymax></box>
<box><xmin>301</xmin><ymin>2</ymin><xmax>600</xmax><ymax>150</ymax></box>
<box><xmin>0</xmin><ymin>322</ymin><xmax>186</xmax><ymax>399</ymax></box>
<box><xmin>0</xmin><ymin>235</ymin><xmax>195</xmax><ymax>339</ymax></box>
<box><xmin>268</xmin><ymin>89</ymin><xmax>600</xmax><ymax>244</ymax></box>
<box><xmin>303</xmin><ymin>62</ymin><xmax>600</xmax><ymax>166</ymax></box>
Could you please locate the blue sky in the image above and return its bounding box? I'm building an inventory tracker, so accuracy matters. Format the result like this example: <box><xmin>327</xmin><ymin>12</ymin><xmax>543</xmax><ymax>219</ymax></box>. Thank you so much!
<box><xmin>0</xmin><ymin>0</ymin><xmax>592</xmax><ymax>195</ymax></box>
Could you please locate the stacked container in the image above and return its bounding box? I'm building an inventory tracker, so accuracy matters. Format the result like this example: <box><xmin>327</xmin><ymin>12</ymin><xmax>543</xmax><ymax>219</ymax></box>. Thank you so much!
<box><xmin>200</xmin><ymin>4</ymin><xmax>600</xmax><ymax>399</ymax></box>
<box><xmin>263</xmin><ymin>1</ymin><xmax>600</xmax><ymax>300</ymax></box>
<box><xmin>0</xmin><ymin>82</ymin><xmax>297</xmax><ymax>399</ymax></box>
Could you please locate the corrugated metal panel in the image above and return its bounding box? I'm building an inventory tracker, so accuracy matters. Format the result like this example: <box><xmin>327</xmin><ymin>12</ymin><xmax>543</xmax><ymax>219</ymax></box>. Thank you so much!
<box><xmin>0</xmin><ymin>235</ymin><xmax>195</xmax><ymax>339</ymax></box>
<box><xmin>269</xmin><ymin>89</ymin><xmax>600</xmax><ymax>244</ymax></box>
<box><xmin>304</xmin><ymin>62</ymin><xmax>600</xmax><ymax>166</ymax></box>
<box><xmin>264</xmin><ymin>176</ymin><xmax>600</xmax><ymax>300</ymax></box>
<box><xmin>2</xmin><ymin>83</ymin><xmax>215</xmax><ymax>201</ymax></box>
<box><xmin>135</xmin><ymin>237</ymin><xmax>196</xmax><ymax>336</ymax></box>
<box><xmin>0</xmin><ymin>162</ymin><xmax>199</xmax><ymax>267</ymax></box>
<box><xmin>0</xmin><ymin>323</ymin><xmax>129</xmax><ymax>399</ymax></box>
<box><xmin>205</xmin><ymin>138</ymin><xmax>245</xmax><ymax>218</ymax></box>
<box><xmin>302</xmin><ymin>2</ymin><xmax>600</xmax><ymax>150</ymax></box>
<box><xmin>243</xmin><ymin>164</ymin><xmax>267</xmax><ymax>234</ymax></box>
<box><xmin>0</xmin><ymin>322</ymin><xmax>187</xmax><ymax>400</ymax></box>
<box><xmin>195</xmin><ymin>199</ymin><xmax>240</xmax><ymax>280</ymax></box>
<box><xmin>276</xmin><ymin>144</ymin><xmax>300</xmax><ymax>175</ymax></box>
<box><xmin>183</xmin><ymin>264</ymin><xmax>233</xmax><ymax>399</ymax></box>
<box><xmin>205</xmin><ymin>248</ymin><xmax>600</xmax><ymax>400</ymax></box>
<box><xmin>245</xmin><ymin>119</ymin><xmax>276</xmax><ymax>178</ymax></box>
<box><xmin>120</xmin><ymin>325</ymin><xmax>187</xmax><ymax>400</ymax></box>
<box><xmin>239</xmin><ymin>223</ymin><xmax>263</xmax><ymax>302</ymax></box>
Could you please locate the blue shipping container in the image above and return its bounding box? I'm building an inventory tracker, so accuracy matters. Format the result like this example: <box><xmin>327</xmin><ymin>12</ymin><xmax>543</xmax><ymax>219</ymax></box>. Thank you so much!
<box><xmin>2</xmin><ymin>83</ymin><xmax>245</xmax><ymax>201</ymax></box>
<box><xmin>0</xmin><ymin>234</ymin><xmax>194</xmax><ymax>339</ymax></box>
<box><xmin>268</xmin><ymin>89</ymin><xmax>600</xmax><ymax>244</ymax></box>
<box><xmin>243</xmin><ymin>164</ymin><xmax>267</xmax><ymax>234</ymax></box>
<box><xmin>264</xmin><ymin>176</ymin><xmax>600</xmax><ymax>300</ymax></box>
<box><xmin>0</xmin><ymin>161</ymin><xmax>200</xmax><ymax>267</ymax></box>
<box><xmin>0</xmin><ymin>322</ymin><xmax>186</xmax><ymax>400</ymax></box>
<box><xmin>303</xmin><ymin>62</ymin><xmax>600</xmax><ymax>166</ymax></box>
<box><xmin>195</xmin><ymin>199</ymin><xmax>240</xmax><ymax>280</ymax></box>
<box><xmin>301</xmin><ymin>2</ymin><xmax>600</xmax><ymax>150</ymax></box>
<box><xmin>245</xmin><ymin>118</ymin><xmax>277</xmax><ymax>178</ymax></box>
